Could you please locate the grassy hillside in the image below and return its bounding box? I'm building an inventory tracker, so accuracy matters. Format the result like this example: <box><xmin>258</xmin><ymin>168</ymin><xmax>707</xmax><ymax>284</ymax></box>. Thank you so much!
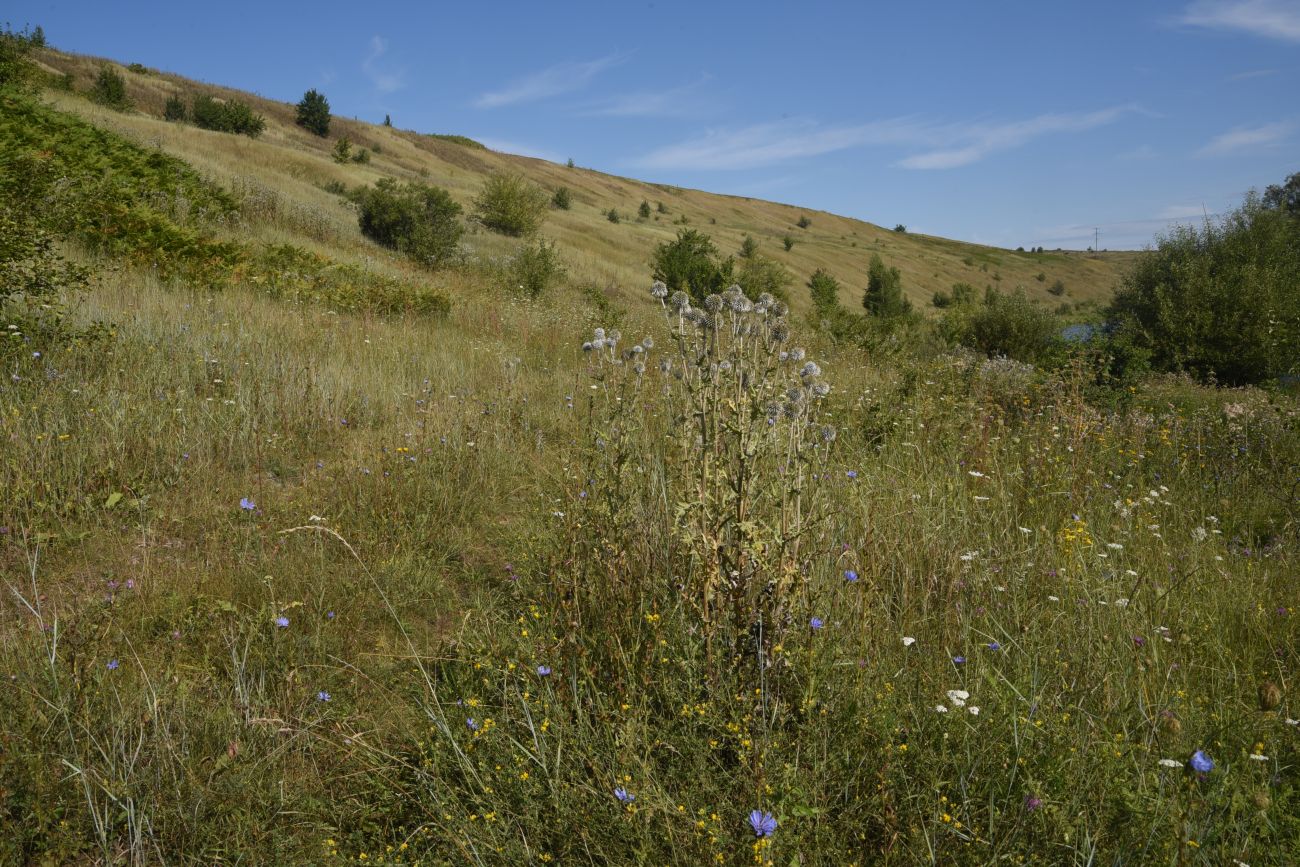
<box><xmin>31</xmin><ymin>47</ymin><xmax>1136</xmax><ymax>313</ymax></box>
<box><xmin>3</xmin><ymin>39</ymin><xmax>1297</xmax><ymax>867</ymax></box>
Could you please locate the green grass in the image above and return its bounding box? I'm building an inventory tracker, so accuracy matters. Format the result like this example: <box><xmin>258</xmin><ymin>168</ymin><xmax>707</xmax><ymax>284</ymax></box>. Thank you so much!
<box><xmin>1</xmin><ymin>46</ymin><xmax>1298</xmax><ymax>867</ymax></box>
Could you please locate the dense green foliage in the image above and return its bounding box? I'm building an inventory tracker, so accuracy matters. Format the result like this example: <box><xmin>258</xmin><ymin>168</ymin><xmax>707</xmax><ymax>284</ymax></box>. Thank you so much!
<box><xmin>295</xmin><ymin>88</ymin><xmax>330</xmax><ymax>137</ymax></box>
<box><xmin>191</xmin><ymin>94</ymin><xmax>266</xmax><ymax>137</ymax></box>
<box><xmin>862</xmin><ymin>253</ymin><xmax>913</xmax><ymax>320</ymax></box>
<box><xmin>355</xmin><ymin>177</ymin><xmax>463</xmax><ymax>269</ymax></box>
<box><xmin>0</xmin><ymin>23</ymin><xmax>40</xmax><ymax>89</ymax></box>
<box><xmin>808</xmin><ymin>267</ymin><xmax>840</xmax><ymax>312</ymax></box>
<box><xmin>651</xmin><ymin>228</ymin><xmax>734</xmax><ymax>303</ymax></box>
<box><xmin>550</xmin><ymin>186</ymin><xmax>571</xmax><ymax>210</ymax></box>
<box><xmin>89</xmin><ymin>66</ymin><xmax>130</xmax><ymax>109</ymax></box>
<box><xmin>507</xmin><ymin>237</ymin><xmax>567</xmax><ymax>297</ymax></box>
<box><xmin>473</xmin><ymin>171</ymin><xmax>549</xmax><ymax>236</ymax></box>
<box><xmin>941</xmin><ymin>289</ymin><xmax>1063</xmax><ymax>364</ymax></box>
<box><xmin>1108</xmin><ymin>191</ymin><xmax>1300</xmax><ymax>385</ymax></box>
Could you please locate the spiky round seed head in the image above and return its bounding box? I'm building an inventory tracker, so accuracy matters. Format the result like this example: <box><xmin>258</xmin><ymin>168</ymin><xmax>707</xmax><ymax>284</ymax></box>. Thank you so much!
<box><xmin>670</xmin><ymin>291</ymin><xmax>691</xmax><ymax>310</ymax></box>
<box><xmin>789</xmin><ymin>347</ymin><xmax>806</xmax><ymax>362</ymax></box>
<box><xmin>821</xmin><ymin>424</ymin><xmax>837</xmax><ymax>441</ymax></box>
<box><xmin>800</xmin><ymin>361</ymin><xmax>822</xmax><ymax>379</ymax></box>
<box><xmin>632</xmin><ymin>361</ymin><xmax>645</xmax><ymax>375</ymax></box>
<box><xmin>640</xmin><ymin>336</ymin><xmax>654</xmax><ymax>349</ymax></box>
<box><xmin>582</xmin><ymin>341</ymin><xmax>594</xmax><ymax>352</ymax></box>
<box><xmin>704</xmin><ymin>294</ymin><xmax>724</xmax><ymax>312</ymax></box>
<box><xmin>1260</xmin><ymin>681</ymin><xmax>1282</xmax><ymax>711</ymax></box>
<box><xmin>718</xmin><ymin>360</ymin><xmax>732</xmax><ymax>372</ymax></box>
<box><xmin>811</xmin><ymin>382</ymin><xmax>831</xmax><ymax>399</ymax></box>
<box><xmin>651</xmin><ymin>280</ymin><xmax>668</xmax><ymax>298</ymax></box>
<box><xmin>770</xmin><ymin>323</ymin><xmax>790</xmax><ymax>343</ymax></box>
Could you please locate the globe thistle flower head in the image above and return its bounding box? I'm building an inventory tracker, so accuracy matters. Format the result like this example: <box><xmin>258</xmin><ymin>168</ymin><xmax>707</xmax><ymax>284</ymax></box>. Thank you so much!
<box><xmin>770</xmin><ymin>301</ymin><xmax>789</xmax><ymax>317</ymax></box>
<box><xmin>789</xmin><ymin>347</ymin><xmax>806</xmax><ymax>362</ymax></box>
<box><xmin>633</xmin><ymin>361</ymin><xmax>645</xmax><ymax>375</ymax></box>
<box><xmin>770</xmin><ymin>323</ymin><xmax>790</xmax><ymax>343</ymax></box>
<box><xmin>800</xmin><ymin>361</ymin><xmax>822</xmax><ymax>379</ymax></box>
<box><xmin>650</xmin><ymin>280</ymin><xmax>668</xmax><ymax>298</ymax></box>
<box><xmin>821</xmin><ymin>424</ymin><xmax>837</xmax><ymax>442</ymax></box>
<box><xmin>640</xmin><ymin>336</ymin><xmax>654</xmax><ymax>350</ymax></box>
<box><xmin>718</xmin><ymin>360</ymin><xmax>732</xmax><ymax>373</ymax></box>
<box><xmin>594</xmin><ymin>327</ymin><xmax>606</xmax><ymax>341</ymax></box>
<box><xmin>757</xmin><ymin>292</ymin><xmax>775</xmax><ymax>307</ymax></box>
<box><xmin>704</xmin><ymin>293</ymin><xmax>724</xmax><ymax>313</ymax></box>
<box><xmin>670</xmin><ymin>290</ymin><xmax>691</xmax><ymax>311</ymax></box>
<box><xmin>811</xmin><ymin>382</ymin><xmax>831</xmax><ymax>399</ymax></box>
<box><xmin>582</xmin><ymin>341</ymin><xmax>594</xmax><ymax>352</ymax></box>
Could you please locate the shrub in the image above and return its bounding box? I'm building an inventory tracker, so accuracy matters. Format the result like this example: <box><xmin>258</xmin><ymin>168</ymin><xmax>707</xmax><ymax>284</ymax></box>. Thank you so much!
<box><xmin>90</xmin><ymin>66</ymin><xmax>130</xmax><ymax>109</ymax></box>
<box><xmin>355</xmin><ymin>177</ymin><xmax>463</xmax><ymax>268</ymax></box>
<box><xmin>0</xmin><ymin>25</ymin><xmax>40</xmax><ymax>89</ymax></box>
<box><xmin>0</xmin><ymin>206</ymin><xmax>89</xmax><ymax>341</ymax></box>
<box><xmin>796</xmin><ymin>214</ymin><xmax>811</xmax><ymax>229</ymax></box>
<box><xmin>862</xmin><ymin>253</ymin><xmax>911</xmax><ymax>319</ymax></box>
<box><xmin>656</xmin><ymin>201</ymin><xmax>668</xmax><ymax>214</ymax></box>
<box><xmin>163</xmin><ymin>94</ymin><xmax>187</xmax><ymax>122</ymax></box>
<box><xmin>383</xmin><ymin>113</ymin><xmax>392</xmax><ymax>127</ymax></box>
<box><xmin>295</xmin><ymin>88</ymin><xmax>330</xmax><ymax>137</ymax></box>
<box><xmin>565</xmin><ymin>157</ymin><xmax>575</xmax><ymax>168</ymax></box>
<box><xmin>606</xmin><ymin>208</ymin><xmax>620</xmax><ymax>224</ymax></box>
<box><xmin>942</xmin><ymin>291</ymin><xmax>1061</xmax><ymax>364</ymax></box>
<box><xmin>191</xmin><ymin>94</ymin><xmax>265</xmax><ymax>137</ymax></box>
<box><xmin>808</xmin><ymin>267</ymin><xmax>840</xmax><ymax>311</ymax></box>
<box><xmin>473</xmin><ymin>171</ymin><xmax>548</xmax><ymax>236</ymax></box>
<box><xmin>736</xmin><ymin>254</ymin><xmax>792</xmax><ymax>303</ymax></box>
<box><xmin>782</xmin><ymin>235</ymin><xmax>795</xmax><ymax>251</ymax></box>
<box><xmin>932</xmin><ymin>290</ymin><xmax>952</xmax><ymax>308</ymax></box>
<box><xmin>1048</xmin><ymin>278</ymin><xmax>1066</xmax><ymax>296</ymax></box>
<box><xmin>508</xmin><ymin>238</ymin><xmax>567</xmax><ymax>298</ymax></box>
<box><xmin>551</xmin><ymin>187</ymin><xmax>571</xmax><ymax>210</ymax></box>
<box><xmin>650</xmin><ymin>228</ymin><xmax>733</xmax><ymax>304</ymax></box>
<box><xmin>893</xmin><ymin>223</ymin><xmax>907</xmax><ymax>233</ymax></box>
<box><xmin>332</xmin><ymin>137</ymin><xmax>352</xmax><ymax>163</ymax></box>
<box><xmin>638</xmin><ymin>200</ymin><xmax>651</xmax><ymax>219</ymax></box>
<box><xmin>1108</xmin><ymin>188</ymin><xmax>1300</xmax><ymax>385</ymax></box>
<box><xmin>351</xmin><ymin>148</ymin><xmax>370</xmax><ymax>164</ymax></box>
<box><xmin>126</xmin><ymin>62</ymin><xmax>148</xmax><ymax>74</ymax></box>
<box><xmin>1035</xmin><ymin>272</ymin><xmax>1046</xmax><ymax>282</ymax></box>
<box><xmin>738</xmin><ymin>235</ymin><xmax>758</xmax><ymax>258</ymax></box>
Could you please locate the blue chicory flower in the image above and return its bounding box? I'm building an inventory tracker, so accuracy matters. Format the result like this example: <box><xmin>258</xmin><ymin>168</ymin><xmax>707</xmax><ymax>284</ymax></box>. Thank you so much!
<box><xmin>274</xmin><ymin>616</ymin><xmax>289</xmax><ymax>628</ymax></box>
<box><xmin>537</xmin><ymin>665</ymin><xmax>552</xmax><ymax>676</ymax></box>
<box><xmin>810</xmin><ymin>617</ymin><xmax>824</xmax><ymax>630</ymax></box>
<box><xmin>844</xmin><ymin>570</ymin><xmax>858</xmax><ymax>582</ymax></box>
<box><xmin>749</xmin><ymin>810</ymin><xmax>777</xmax><ymax>838</ymax></box>
<box><xmin>1190</xmin><ymin>750</ymin><xmax>1214</xmax><ymax>773</ymax></box>
<box><xmin>614</xmin><ymin>787</ymin><xmax>634</xmax><ymax>804</ymax></box>
<box><xmin>239</xmin><ymin>497</ymin><xmax>256</xmax><ymax>511</ymax></box>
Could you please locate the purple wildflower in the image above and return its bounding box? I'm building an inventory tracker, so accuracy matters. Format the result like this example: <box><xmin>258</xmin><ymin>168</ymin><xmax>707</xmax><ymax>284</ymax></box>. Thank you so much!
<box><xmin>317</xmin><ymin>691</ymin><xmax>331</xmax><ymax>702</ymax></box>
<box><xmin>810</xmin><ymin>617</ymin><xmax>824</xmax><ymax>630</ymax></box>
<box><xmin>614</xmin><ymin>787</ymin><xmax>634</xmax><ymax>804</ymax></box>
<box><xmin>536</xmin><ymin>665</ymin><xmax>552</xmax><ymax>676</ymax></box>
<box><xmin>239</xmin><ymin>497</ymin><xmax>256</xmax><ymax>511</ymax></box>
<box><xmin>1190</xmin><ymin>750</ymin><xmax>1214</xmax><ymax>773</ymax></box>
<box><xmin>106</xmin><ymin>659</ymin><xmax>119</xmax><ymax>671</ymax></box>
<box><xmin>844</xmin><ymin>570</ymin><xmax>858</xmax><ymax>582</ymax></box>
<box><xmin>274</xmin><ymin>616</ymin><xmax>289</xmax><ymax>628</ymax></box>
<box><xmin>749</xmin><ymin>810</ymin><xmax>777</xmax><ymax>838</ymax></box>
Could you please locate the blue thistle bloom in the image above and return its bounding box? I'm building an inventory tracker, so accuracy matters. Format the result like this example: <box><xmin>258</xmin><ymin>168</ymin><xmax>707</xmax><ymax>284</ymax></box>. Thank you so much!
<box><xmin>317</xmin><ymin>691</ymin><xmax>331</xmax><ymax>702</ymax></box>
<box><xmin>987</xmin><ymin>641</ymin><xmax>1001</xmax><ymax>651</ymax></box>
<box><xmin>274</xmin><ymin>616</ymin><xmax>289</xmax><ymax>628</ymax></box>
<box><xmin>239</xmin><ymin>497</ymin><xmax>256</xmax><ymax>511</ymax></box>
<box><xmin>749</xmin><ymin>810</ymin><xmax>777</xmax><ymax>838</ymax></box>
<box><xmin>1190</xmin><ymin>750</ymin><xmax>1214</xmax><ymax>773</ymax></box>
<box><xmin>614</xmin><ymin>787</ymin><xmax>634</xmax><ymax>804</ymax></box>
<box><xmin>846</xmin><ymin>470</ymin><xmax>858</xmax><ymax>479</ymax></box>
<box><xmin>810</xmin><ymin>617</ymin><xmax>824</xmax><ymax>630</ymax></box>
<box><xmin>844</xmin><ymin>570</ymin><xmax>858</xmax><ymax>582</ymax></box>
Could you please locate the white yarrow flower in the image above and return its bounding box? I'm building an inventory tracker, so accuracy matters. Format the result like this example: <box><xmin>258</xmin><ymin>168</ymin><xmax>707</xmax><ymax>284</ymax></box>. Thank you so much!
<box><xmin>967</xmin><ymin>706</ymin><xmax>980</xmax><ymax>716</ymax></box>
<box><xmin>902</xmin><ymin>636</ymin><xmax>916</xmax><ymax>647</ymax></box>
<box><xmin>946</xmin><ymin>690</ymin><xmax>969</xmax><ymax>707</ymax></box>
<box><xmin>1157</xmin><ymin>758</ymin><xmax>1182</xmax><ymax>768</ymax></box>
<box><xmin>935</xmin><ymin>705</ymin><xmax>948</xmax><ymax>713</ymax></box>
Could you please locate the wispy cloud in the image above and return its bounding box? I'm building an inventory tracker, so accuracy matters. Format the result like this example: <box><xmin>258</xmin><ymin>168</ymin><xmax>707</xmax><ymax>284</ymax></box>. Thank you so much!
<box><xmin>1035</xmin><ymin>208</ymin><xmax>1220</xmax><ymax>250</ymax></box>
<box><xmin>898</xmin><ymin>107</ymin><xmax>1134</xmax><ymax>169</ymax></box>
<box><xmin>475</xmin><ymin>137</ymin><xmax>565</xmax><ymax>163</ymax></box>
<box><xmin>1179</xmin><ymin>0</ymin><xmax>1300</xmax><ymax>43</ymax></box>
<box><xmin>633</xmin><ymin>107</ymin><xmax>1136</xmax><ymax>172</ymax></box>
<box><xmin>1227</xmin><ymin>67</ymin><xmax>1279</xmax><ymax>80</ymax></box>
<box><xmin>475</xmin><ymin>55</ymin><xmax>621</xmax><ymax>109</ymax></box>
<box><xmin>1196</xmin><ymin>121</ymin><xmax>1293</xmax><ymax>156</ymax></box>
<box><xmin>1158</xmin><ymin>203</ymin><xmax>1210</xmax><ymax>219</ymax></box>
<box><xmin>1117</xmin><ymin>144</ymin><xmax>1159</xmax><ymax>160</ymax></box>
<box><xmin>580</xmin><ymin>76</ymin><xmax>714</xmax><ymax>118</ymax></box>
<box><xmin>362</xmin><ymin>36</ymin><xmax>404</xmax><ymax>93</ymax></box>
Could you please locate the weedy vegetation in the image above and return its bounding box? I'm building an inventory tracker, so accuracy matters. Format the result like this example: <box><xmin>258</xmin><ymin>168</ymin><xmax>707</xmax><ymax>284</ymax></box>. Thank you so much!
<box><xmin>1</xmin><ymin>29</ymin><xmax>1298</xmax><ymax>866</ymax></box>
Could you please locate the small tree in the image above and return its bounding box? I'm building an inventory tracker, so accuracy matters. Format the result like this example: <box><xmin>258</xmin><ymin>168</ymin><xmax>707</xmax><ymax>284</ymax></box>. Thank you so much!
<box><xmin>332</xmin><ymin>137</ymin><xmax>353</xmax><ymax>163</ymax></box>
<box><xmin>606</xmin><ymin>208</ymin><xmax>621</xmax><ymax>224</ymax></box>
<box><xmin>296</xmin><ymin>88</ymin><xmax>331</xmax><ymax>137</ymax></box>
<box><xmin>29</xmin><ymin>25</ymin><xmax>45</xmax><ymax>48</ymax></box>
<box><xmin>191</xmin><ymin>94</ymin><xmax>266</xmax><ymax>137</ymax></box>
<box><xmin>893</xmin><ymin>224</ymin><xmax>907</xmax><ymax>233</ymax></box>
<box><xmin>551</xmin><ymin>187</ymin><xmax>571</xmax><ymax>210</ymax></box>
<box><xmin>651</xmin><ymin>229</ymin><xmax>732</xmax><ymax>303</ymax></box>
<box><xmin>163</xmin><ymin>94</ymin><xmax>187</xmax><ymax>122</ymax></box>
<box><xmin>656</xmin><ymin>201</ymin><xmax>669</xmax><ymax>214</ymax></box>
<box><xmin>1048</xmin><ymin>279</ymin><xmax>1066</xmax><ymax>296</ymax></box>
<box><xmin>736</xmin><ymin>254</ymin><xmax>792</xmax><ymax>303</ymax></box>
<box><xmin>90</xmin><ymin>66</ymin><xmax>130</xmax><ymax>109</ymax></box>
<box><xmin>383</xmin><ymin>113</ymin><xmax>392</xmax><ymax>127</ymax></box>
<box><xmin>508</xmin><ymin>238</ymin><xmax>567</xmax><ymax>298</ymax></box>
<box><xmin>474</xmin><ymin>171</ymin><xmax>549</xmax><ymax>236</ymax></box>
<box><xmin>738</xmin><ymin>235</ymin><xmax>758</xmax><ymax>258</ymax></box>
<box><xmin>566</xmin><ymin>157</ymin><xmax>575</xmax><ymax>168</ymax></box>
<box><xmin>638</xmin><ymin>200</ymin><xmax>652</xmax><ymax>220</ymax></box>
<box><xmin>808</xmin><ymin>268</ymin><xmax>840</xmax><ymax>312</ymax></box>
<box><xmin>782</xmin><ymin>235</ymin><xmax>795</xmax><ymax>252</ymax></box>
<box><xmin>862</xmin><ymin>253</ymin><xmax>911</xmax><ymax>319</ymax></box>
<box><xmin>796</xmin><ymin>215</ymin><xmax>811</xmax><ymax>229</ymax></box>
<box><xmin>356</xmin><ymin>178</ymin><xmax>463</xmax><ymax>268</ymax></box>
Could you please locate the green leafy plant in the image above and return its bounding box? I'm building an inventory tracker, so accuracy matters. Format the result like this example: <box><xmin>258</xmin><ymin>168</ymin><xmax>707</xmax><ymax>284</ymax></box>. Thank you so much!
<box><xmin>551</xmin><ymin>187</ymin><xmax>571</xmax><ymax>210</ymax></box>
<box><xmin>90</xmin><ymin>66</ymin><xmax>130</xmax><ymax>109</ymax></box>
<box><xmin>473</xmin><ymin>171</ymin><xmax>548</xmax><ymax>236</ymax></box>
<box><xmin>191</xmin><ymin>94</ymin><xmax>265</xmax><ymax>137</ymax></box>
<box><xmin>295</xmin><ymin>88</ymin><xmax>330</xmax><ymax>137</ymax></box>
<box><xmin>507</xmin><ymin>238</ymin><xmax>567</xmax><ymax>298</ymax></box>
<box><xmin>355</xmin><ymin>177</ymin><xmax>463</xmax><ymax>268</ymax></box>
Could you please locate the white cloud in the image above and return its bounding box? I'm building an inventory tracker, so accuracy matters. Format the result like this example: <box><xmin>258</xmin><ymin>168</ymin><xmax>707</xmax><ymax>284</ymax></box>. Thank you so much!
<box><xmin>1179</xmin><ymin>0</ymin><xmax>1300</xmax><ymax>42</ymax></box>
<box><xmin>1117</xmin><ymin>144</ymin><xmax>1158</xmax><ymax>160</ymax></box>
<box><xmin>475</xmin><ymin>137</ymin><xmax>565</xmax><ymax>163</ymax></box>
<box><xmin>633</xmin><ymin>107</ymin><xmax>1135</xmax><ymax>172</ymax></box>
<box><xmin>1196</xmin><ymin>121</ymin><xmax>1293</xmax><ymax>156</ymax></box>
<box><xmin>362</xmin><ymin>36</ymin><xmax>404</xmax><ymax>93</ymax></box>
<box><xmin>580</xmin><ymin>76</ymin><xmax>714</xmax><ymax>118</ymax></box>
<box><xmin>898</xmin><ymin>107</ymin><xmax>1134</xmax><ymax>169</ymax></box>
<box><xmin>475</xmin><ymin>55</ymin><xmax>621</xmax><ymax>109</ymax></box>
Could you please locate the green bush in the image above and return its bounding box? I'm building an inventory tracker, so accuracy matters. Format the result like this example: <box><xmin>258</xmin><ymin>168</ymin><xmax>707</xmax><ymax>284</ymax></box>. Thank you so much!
<box><xmin>942</xmin><ymin>291</ymin><xmax>1062</xmax><ymax>364</ymax></box>
<box><xmin>508</xmin><ymin>238</ymin><xmax>567</xmax><ymax>298</ymax></box>
<box><xmin>0</xmin><ymin>24</ymin><xmax>40</xmax><ymax>89</ymax></box>
<box><xmin>0</xmin><ymin>206</ymin><xmax>89</xmax><ymax>341</ymax></box>
<box><xmin>191</xmin><ymin>94</ymin><xmax>265</xmax><ymax>137</ymax></box>
<box><xmin>650</xmin><ymin>229</ymin><xmax>733</xmax><ymax>304</ymax></box>
<box><xmin>473</xmin><ymin>171</ymin><xmax>548</xmax><ymax>236</ymax></box>
<box><xmin>295</xmin><ymin>88</ymin><xmax>330</xmax><ymax>137</ymax></box>
<box><xmin>736</xmin><ymin>253</ymin><xmax>792</xmax><ymax>303</ymax></box>
<box><xmin>893</xmin><ymin>223</ymin><xmax>907</xmax><ymax>233</ymax></box>
<box><xmin>782</xmin><ymin>234</ymin><xmax>795</xmax><ymax>251</ymax></box>
<box><xmin>739</xmin><ymin>235</ymin><xmax>758</xmax><ymax>258</ymax></box>
<box><xmin>1108</xmin><ymin>189</ymin><xmax>1300</xmax><ymax>385</ymax></box>
<box><xmin>808</xmin><ymin>267</ymin><xmax>840</xmax><ymax>312</ymax></box>
<box><xmin>606</xmin><ymin>208</ymin><xmax>620</xmax><ymax>224</ymax></box>
<box><xmin>126</xmin><ymin>62</ymin><xmax>148</xmax><ymax>74</ymax></box>
<box><xmin>351</xmin><ymin>148</ymin><xmax>370</xmax><ymax>164</ymax></box>
<box><xmin>90</xmin><ymin>66</ymin><xmax>130</xmax><ymax>109</ymax></box>
<box><xmin>355</xmin><ymin>177</ymin><xmax>463</xmax><ymax>268</ymax></box>
<box><xmin>656</xmin><ymin>201</ymin><xmax>668</xmax><ymax>214</ymax></box>
<box><xmin>638</xmin><ymin>200</ymin><xmax>651</xmax><ymax>219</ymax></box>
<box><xmin>551</xmin><ymin>187</ymin><xmax>571</xmax><ymax>210</ymax></box>
<box><xmin>796</xmin><ymin>214</ymin><xmax>811</xmax><ymax>229</ymax></box>
<box><xmin>862</xmin><ymin>253</ymin><xmax>912</xmax><ymax>319</ymax></box>
<box><xmin>163</xmin><ymin>94</ymin><xmax>187</xmax><ymax>122</ymax></box>
<box><xmin>1048</xmin><ymin>278</ymin><xmax>1066</xmax><ymax>296</ymax></box>
<box><xmin>332</xmin><ymin>136</ymin><xmax>352</xmax><ymax>163</ymax></box>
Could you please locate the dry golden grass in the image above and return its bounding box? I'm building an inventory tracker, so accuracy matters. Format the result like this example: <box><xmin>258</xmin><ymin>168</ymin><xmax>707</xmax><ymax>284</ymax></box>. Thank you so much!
<box><xmin>33</xmin><ymin>46</ymin><xmax>1137</xmax><ymax>314</ymax></box>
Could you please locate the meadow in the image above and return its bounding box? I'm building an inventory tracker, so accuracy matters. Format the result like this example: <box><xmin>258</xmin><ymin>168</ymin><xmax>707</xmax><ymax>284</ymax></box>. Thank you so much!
<box><xmin>2</xmin><ymin>42</ymin><xmax>1298</xmax><ymax>866</ymax></box>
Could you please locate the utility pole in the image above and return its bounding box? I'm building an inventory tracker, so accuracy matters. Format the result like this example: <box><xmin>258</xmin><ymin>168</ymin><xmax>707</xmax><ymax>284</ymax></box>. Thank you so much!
<box><xmin>1094</xmin><ymin>227</ymin><xmax>1100</xmax><ymax>252</ymax></box>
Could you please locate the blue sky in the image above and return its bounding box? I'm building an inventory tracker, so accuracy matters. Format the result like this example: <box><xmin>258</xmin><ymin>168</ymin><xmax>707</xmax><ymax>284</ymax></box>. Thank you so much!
<box><xmin>11</xmin><ymin>0</ymin><xmax>1298</xmax><ymax>249</ymax></box>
